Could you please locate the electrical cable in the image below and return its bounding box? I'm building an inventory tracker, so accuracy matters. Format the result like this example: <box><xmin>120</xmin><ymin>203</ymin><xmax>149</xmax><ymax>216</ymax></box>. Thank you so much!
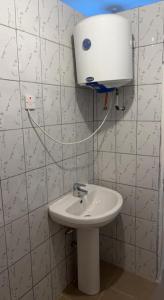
<box><xmin>27</xmin><ymin>93</ymin><xmax>113</xmax><ymax>145</ymax></box>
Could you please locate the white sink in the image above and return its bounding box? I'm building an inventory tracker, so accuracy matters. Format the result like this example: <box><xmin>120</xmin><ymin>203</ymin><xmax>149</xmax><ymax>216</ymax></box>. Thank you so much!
<box><xmin>49</xmin><ymin>184</ymin><xmax>123</xmax><ymax>295</ymax></box>
<box><xmin>49</xmin><ymin>184</ymin><xmax>123</xmax><ymax>228</ymax></box>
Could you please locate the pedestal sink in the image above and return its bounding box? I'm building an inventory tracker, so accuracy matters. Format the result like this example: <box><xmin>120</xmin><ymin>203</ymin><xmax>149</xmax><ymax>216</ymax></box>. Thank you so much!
<box><xmin>48</xmin><ymin>184</ymin><xmax>123</xmax><ymax>295</ymax></box>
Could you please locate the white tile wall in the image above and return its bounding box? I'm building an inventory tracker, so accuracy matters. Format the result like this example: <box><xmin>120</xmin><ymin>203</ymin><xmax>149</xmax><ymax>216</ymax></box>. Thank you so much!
<box><xmin>117</xmin><ymin>214</ymin><xmax>135</xmax><ymax>245</ymax></box>
<box><xmin>50</xmin><ymin>229</ymin><xmax>66</xmax><ymax>268</ymax></box>
<box><xmin>63</xmin><ymin>157</ymin><xmax>77</xmax><ymax>193</ymax></box>
<box><xmin>34</xmin><ymin>274</ymin><xmax>52</xmax><ymax>300</ymax></box>
<box><xmin>0</xmin><ymin>189</ymin><xmax>4</xmax><ymax>227</ymax></box>
<box><xmin>119</xmin><ymin>8</ymin><xmax>139</xmax><ymax>47</ymax></box>
<box><xmin>96</xmin><ymin>152</ymin><xmax>116</xmax><ymax>182</ymax></box>
<box><xmin>76</xmin><ymin>122</ymin><xmax>93</xmax><ymax>155</ymax></box>
<box><xmin>116</xmin><ymin>184</ymin><xmax>135</xmax><ymax>216</ymax></box>
<box><xmin>52</xmin><ymin>260</ymin><xmax>67</xmax><ymax>299</ymax></box>
<box><xmin>61</xmin><ymin>86</ymin><xmax>76</xmax><ymax>123</ymax></box>
<box><xmin>136</xmin><ymin>188</ymin><xmax>158</xmax><ymax>221</ymax></box>
<box><xmin>138</xmin><ymin>84</ymin><xmax>162</xmax><ymax>121</ymax></box>
<box><xmin>139</xmin><ymin>2</ymin><xmax>164</xmax><ymax>46</ymax></box>
<box><xmin>137</xmin><ymin>122</ymin><xmax>160</xmax><ymax>156</ymax></box>
<box><xmin>31</xmin><ymin>240</ymin><xmax>51</xmax><ymax>285</ymax></box>
<box><xmin>41</xmin><ymin>38</ymin><xmax>60</xmax><ymax>85</ymax></box>
<box><xmin>116</xmin><ymin>121</ymin><xmax>136</xmax><ymax>154</ymax></box>
<box><xmin>2</xmin><ymin>174</ymin><xmax>28</xmax><ymax>223</ymax></box>
<box><xmin>0</xmin><ymin>80</ymin><xmax>22</xmax><ymax>130</ymax></box>
<box><xmin>29</xmin><ymin>205</ymin><xmax>49</xmax><ymax>250</ymax></box>
<box><xmin>115</xmin><ymin>240</ymin><xmax>135</xmax><ymax>273</ymax></box>
<box><xmin>23</xmin><ymin>128</ymin><xmax>46</xmax><ymax>171</ymax></box>
<box><xmin>43</xmin><ymin>84</ymin><xmax>61</xmax><ymax>125</ymax></box>
<box><xmin>96</xmin><ymin>1</ymin><xmax>163</xmax><ymax>281</ymax></box>
<box><xmin>45</xmin><ymin>125</ymin><xmax>63</xmax><ymax>164</ymax></box>
<box><xmin>60</xmin><ymin>45</ymin><xmax>75</xmax><ymax>86</ymax></box>
<box><xmin>0</xmin><ymin>227</ymin><xmax>7</xmax><ymax>272</ymax></box>
<box><xmin>76</xmin><ymin>88</ymin><xmax>93</xmax><ymax>122</ymax></box>
<box><xmin>21</xmin><ymin>290</ymin><xmax>34</xmax><ymax>300</ymax></box>
<box><xmin>116</xmin><ymin>154</ymin><xmax>136</xmax><ymax>186</ymax></box>
<box><xmin>0</xmin><ymin>0</ymin><xmax>15</xmax><ymax>28</ymax></box>
<box><xmin>15</xmin><ymin>0</ymin><xmax>39</xmax><ymax>35</ymax></box>
<box><xmin>136</xmin><ymin>156</ymin><xmax>159</xmax><ymax>189</ymax></box>
<box><xmin>98</xmin><ymin>121</ymin><xmax>115</xmax><ymax>152</ymax></box>
<box><xmin>62</xmin><ymin>124</ymin><xmax>76</xmax><ymax>159</ymax></box>
<box><xmin>136</xmin><ymin>247</ymin><xmax>157</xmax><ymax>280</ymax></box>
<box><xmin>100</xmin><ymin>235</ymin><xmax>115</xmax><ymax>264</ymax></box>
<box><xmin>0</xmin><ymin>2</ymin><xmax>162</xmax><ymax>298</ymax></box>
<box><xmin>100</xmin><ymin>219</ymin><xmax>117</xmax><ymax>239</ymax></box>
<box><xmin>5</xmin><ymin>215</ymin><xmax>30</xmax><ymax>265</ymax></box>
<box><xmin>18</xmin><ymin>31</ymin><xmax>41</xmax><ymax>82</ymax></box>
<box><xmin>77</xmin><ymin>153</ymin><xmax>89</xmax><ymax>183</ymax></box>
<box><xmin>47</xmin><ymin>163</ymin><xmax>63</xmax><ymax>201</ymax></box>
<box><xmin>59</xmin><ymin>1</ymin><xmax>75</xmax><ymax>47</ymax></box>
<box><xmin>0</xmin><ymin>26</ymin><xmax>18</xmax><ymax>80</ymax></box>
<box><xmin>9</xmin><ymin>254</ymin><xmax>32</xmax><ymax>299</ymax></box>
<box><xmin>0</xmin><ymin>130</ymin><xmax>25</xmax><ymax>179</ymax></box>
<box><xmin>138</xmin><ymin>43</ymin><xmax>163</xmax><ymax>84</ymax></box>
<box><xmin>124</xmin><ymin>86</ymin><xmax>137</xmax><ymax>121</ymax></box>
<box><xmin>26</xmin><ymin>167</ymin><xmax>47</xmax><ymax>211</ymax></box>
<box><xmin>39</xmin><ymin>0</ymin><xmax>59</xmax><ymax>43</ymax></box>
<box><xmin>136</xmin><ymin>218</ymin><xmax>157</xmax><ymax>252</ymax></box>
<box><xmin>0</xmin><ymin>270</ymin><xmax>11</xmax><ymax>300</ymax></box>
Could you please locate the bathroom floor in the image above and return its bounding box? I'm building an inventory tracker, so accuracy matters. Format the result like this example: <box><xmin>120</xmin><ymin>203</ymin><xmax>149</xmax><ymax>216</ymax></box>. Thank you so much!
<box><xmin>60</xmin><ymin>262</ymin><xmax>164</xmax><ymax>300</ymax></box>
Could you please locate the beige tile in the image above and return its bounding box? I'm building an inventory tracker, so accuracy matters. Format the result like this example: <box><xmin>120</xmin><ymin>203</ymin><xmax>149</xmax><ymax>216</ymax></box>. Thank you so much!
<box><xmin>110</xmin><ymin>270</ymin><xmax>157</xmax><ymax>300</ymax></box>
<box><xmin>100</xmin><ymin>261</ymin><xmax>124</xmax><ymax>290</ymax></box>
<box><xmin>60</xmin><ymin>263</ymin><xmax>164</xmax><ymax>300</ymax></box>
<box><xmin>150</xmin><ymin>273</ymin><xmax>164</xmax><ymax>300</ymax></box>
<box><xmin>100</xmin><ymin>288</ymin><xmax>136</xmax><ymax>300</ymax></box>
<box><xmin>61</xmin><ymin>284</ymin><xmax>101</xmax><ymax>300</ymax></box>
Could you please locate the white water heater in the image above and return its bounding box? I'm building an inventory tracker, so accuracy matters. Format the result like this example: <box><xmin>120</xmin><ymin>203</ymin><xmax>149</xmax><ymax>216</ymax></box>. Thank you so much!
<box><xmin>73</xmin><ymin>14</ymin><xmax>133</xmax><ymax>89</ymax></box>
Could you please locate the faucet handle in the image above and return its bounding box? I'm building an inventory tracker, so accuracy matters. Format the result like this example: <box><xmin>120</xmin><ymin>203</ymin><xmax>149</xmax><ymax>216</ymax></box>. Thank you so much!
<box><xmin>76</xmin><ymin>183</ymin><xmax>86</xmax><ymax>187</ymax></box>
<box><xmin>73</xmin><ymin>183</ymin><xmax>86</xmax><ymax>190</ymax></box>
<box><xmin>73</xmin><ymin>183</ymin><xmax>88</xmax><ymax>197</ymax></box>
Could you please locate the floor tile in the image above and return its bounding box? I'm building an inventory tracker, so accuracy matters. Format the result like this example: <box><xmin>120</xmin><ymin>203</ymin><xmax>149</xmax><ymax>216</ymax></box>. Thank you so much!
<box><xmin>59</xmin><ymin>262</ymin><xmax>164</xmax><ymax>300</ymax></box>
<box><xmin>61</xmin><ymin>284</ymin><xmax>101</xmax><ymax>300</ymax></box>
<box><xmin>100</xmin><ymin>288</ymin><xmax>136</xmax><ymax>300</ymax></box>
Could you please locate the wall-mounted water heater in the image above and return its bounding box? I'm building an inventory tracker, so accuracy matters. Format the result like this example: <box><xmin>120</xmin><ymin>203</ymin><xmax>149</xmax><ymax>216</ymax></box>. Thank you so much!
<box><xmin>73</xmin><ymin>14</ymin><xmax>133</xmax><ymax>92</ymax></box>
<box><xmin>26</xmin><ymin>15</ymin><xmax>133</xmax><ymax>147</ymax></box>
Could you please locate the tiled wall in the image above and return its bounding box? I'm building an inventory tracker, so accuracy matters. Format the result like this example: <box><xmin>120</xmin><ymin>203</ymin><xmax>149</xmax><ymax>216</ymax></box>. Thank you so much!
<box><xmin>0</xmin><ymin>1</ymin><xmax>94</xmax><ymax>299</ymax></box>
<box><xmin>0</xmin><ymin>0</ymin><xmax>163</xmax><ymax>298</ymax></box>
<box><xmin>94</xmin><ymin>1</ymin><xmax>164</xmax><ymax>281</ymax></box>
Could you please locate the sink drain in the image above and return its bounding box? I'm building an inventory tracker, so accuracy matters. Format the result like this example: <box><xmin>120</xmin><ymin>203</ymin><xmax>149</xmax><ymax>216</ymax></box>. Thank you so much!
<box><xmin>84</xmin><ymin>214</ymin><xmax>91</xmax><ymax>217</ymax></box>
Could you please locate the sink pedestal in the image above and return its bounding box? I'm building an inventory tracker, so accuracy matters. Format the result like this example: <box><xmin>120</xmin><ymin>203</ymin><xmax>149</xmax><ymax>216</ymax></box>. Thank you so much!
<box><xmin>49</xmin><ymin>184</ymin><xmax>123</xmax><ymax>295</ymax></box>
<box><xmin>77</xmin><ymin>228</ymin><xmax>100</xmax><ymax>295</ymax></box>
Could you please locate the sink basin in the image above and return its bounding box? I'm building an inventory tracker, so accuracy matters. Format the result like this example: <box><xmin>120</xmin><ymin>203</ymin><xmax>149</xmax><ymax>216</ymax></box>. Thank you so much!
<box><xmin>48</xmin><ymin>184</ymin><xmax>123</xmax><ymax>296</ymax></box>
<box><xmin>49</xmin><ymin>184</ymin><xmax>123</xmax><ymax>228</ymax></box>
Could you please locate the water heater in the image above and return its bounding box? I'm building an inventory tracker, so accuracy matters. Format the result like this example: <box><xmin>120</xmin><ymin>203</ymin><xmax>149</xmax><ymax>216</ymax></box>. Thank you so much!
<box><xmin>73</xmin><ymin>14</ymin><xmax>133</xmax><ymax>90</ymax></box>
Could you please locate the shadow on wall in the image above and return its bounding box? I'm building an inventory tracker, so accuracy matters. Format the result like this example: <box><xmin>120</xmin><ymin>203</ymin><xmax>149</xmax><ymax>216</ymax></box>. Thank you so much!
<box><xmin>100</xmin><ymin>216</ymin><xmax>126</xmax><ymax>271</ymax></box>
<box><xmin>100</xmin><ymin>261</ymin><xmax>124</xmax><ymax>289</ymax></box>
<box><xmin>72</xmin><ymin>35</ymin><xmax>78</xmax><ymax>85</ymax></box>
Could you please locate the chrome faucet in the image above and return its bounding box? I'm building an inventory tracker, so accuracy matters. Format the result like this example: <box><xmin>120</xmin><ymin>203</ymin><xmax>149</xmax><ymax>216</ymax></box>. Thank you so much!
<box><xmin>73</xmin><ymin>183</ymin><xmax>88</xmax><ymax>198</ymax></box>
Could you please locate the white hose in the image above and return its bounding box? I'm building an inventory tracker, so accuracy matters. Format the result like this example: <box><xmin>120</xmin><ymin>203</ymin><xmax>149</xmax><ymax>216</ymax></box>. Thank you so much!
<box><xmin>27</xmin><ymin>95</ymin><xmax>113</xmax><ymax>145</ymax></box>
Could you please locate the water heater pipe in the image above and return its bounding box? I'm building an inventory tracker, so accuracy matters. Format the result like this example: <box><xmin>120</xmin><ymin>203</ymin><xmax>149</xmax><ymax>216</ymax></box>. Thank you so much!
<box><xmin>115</xmin><ymin>89</ymin><xmax>125</xmax><ymax>111</ymax></box>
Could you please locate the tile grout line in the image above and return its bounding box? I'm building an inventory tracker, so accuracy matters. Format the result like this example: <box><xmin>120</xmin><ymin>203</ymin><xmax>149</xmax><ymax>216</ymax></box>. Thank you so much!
<box><xmin>14</xmin><ymin>0</ymin><xmax>36</xmax><ymax>296</ymax></box>
<box><xmin>134</xmin><ymin>6</ymin><xmax>140</xmax><ymax>275</ymax></box>
<box><xmin>0</xmin><ymin>75</ymin><xmax>162</xmax><ymax>89</ymax></box>
<box><xmin>0</xmin><ymin>149</ymin><xmax>93</xmax><ymax>183</ymax></box>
